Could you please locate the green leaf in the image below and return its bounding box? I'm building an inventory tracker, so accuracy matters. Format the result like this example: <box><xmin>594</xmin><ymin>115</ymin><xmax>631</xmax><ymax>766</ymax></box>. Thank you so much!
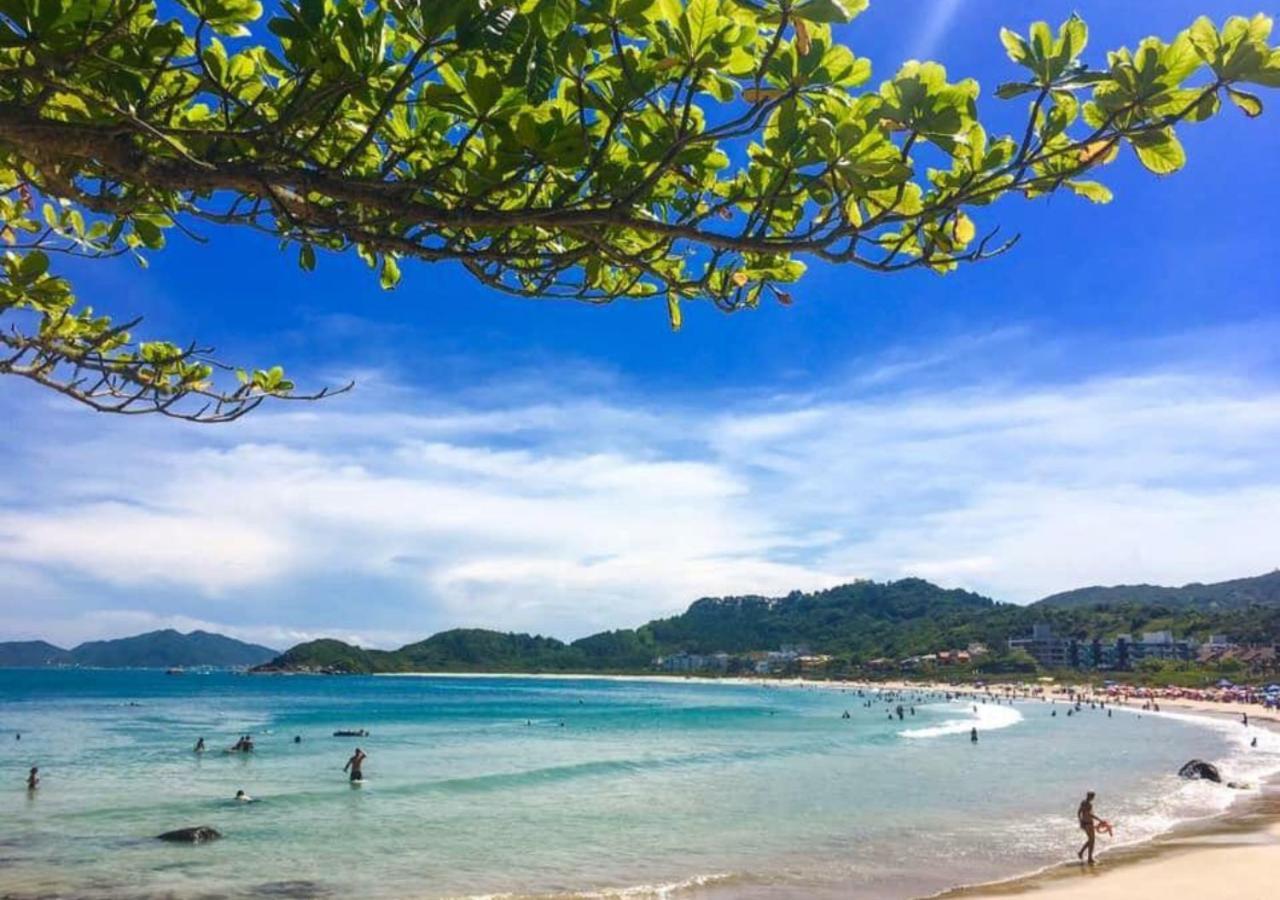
<box><xmin>19</xmin><ymin>250</ymin><xmax>49</xmax><ymax>282</ymax></box>
<box><xmin>299</xmin><ymin>243</ymin><xmax>316</xmax><ymax>271</ymax></box>
<box><xmin>1129</xmin><ymin>129</ymin><xmax>1186</xmax><ymax>175</ymax></box>
<box><xmin>1057</xmin><ymin>14</ymin><xmax>1088</xmax><ymax>60</ymax></box>
<box><xmin>133</xmin><ymin>219</ymin><xmax>165</xmax><ymax>249</ymax></box>
<box><xmin>999</xmin><ymin>27</ymin><xmax>1030</xmax><ymax>65</ymax></box>
<box><xmin>685</xmin><ymin>0</ymin><xmax>717</xmax><ymax>51</ymax></box>
<box><xmin>667</xmin><ymin>293</ymin><xmax>682</xmax><ymax>331</ymax></box>
<box><xmin>1066</xmin><ymin>180</ymin><xmax>1113</xmax><ymax>203</ymax></box>
<box><xmin>1225</xmin><ymin>86</ymin><xmax>1263</xmax><ymax>118</ymax></box>
<box><xmin>536</xmin><ymin>0</ymin><xmax>574</xmax><ymax>37</ymax></box>
<box><xmin>380</xmin><ymin>255</ymin><xmax>401</xmax><ymax>289</ymax></box>
<box><xmin>995</xmin><ymin>82</ymin><xmax>1036</xmax><ymax>100</ymax></box>
<box><xmin>793</xmin><ymin>0</ymin><xmax>867</xmax><ymax>25</ymax></box>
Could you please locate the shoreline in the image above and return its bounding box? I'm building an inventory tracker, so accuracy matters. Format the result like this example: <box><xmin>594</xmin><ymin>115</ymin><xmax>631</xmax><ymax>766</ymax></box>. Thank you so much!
<box><xmin>389</xmin><ymin>671</ymin><xmax>1280</xmax><ymax>900</ymax></box>
<box><xmin>935</xmin><ymin>702</ymin><xmax>1280</xmax><ymax>900</ymax></box>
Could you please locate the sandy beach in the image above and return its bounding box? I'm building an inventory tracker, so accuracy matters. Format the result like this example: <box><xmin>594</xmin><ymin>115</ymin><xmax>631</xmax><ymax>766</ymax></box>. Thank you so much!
<box><xmin>960</xmin><ymin>819</ymin><xmax>1280</xmax><ymax>900</ymax></box>
<box><xmin>936</xmin><ymin>685</ymin><xmax>1280</xmax><ymax>900</ymax></box>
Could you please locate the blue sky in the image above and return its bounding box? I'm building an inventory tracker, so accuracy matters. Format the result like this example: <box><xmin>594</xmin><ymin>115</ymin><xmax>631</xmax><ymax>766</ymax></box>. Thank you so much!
<box><xmin>2</xmin><ymin>0</ymin><xmax>1279</xmax><ymax>650</ymax></box>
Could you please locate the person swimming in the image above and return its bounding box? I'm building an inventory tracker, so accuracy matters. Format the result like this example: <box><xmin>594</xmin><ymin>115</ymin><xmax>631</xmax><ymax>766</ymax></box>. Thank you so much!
<box><xmin>344</xmin><ymin>747</ymin><xmax>367</xmax><ymax>782</ymax></box>
<box><xmin>294</xmin><ymin>735</ymin><xmax>301</xmax><ymax>743</ymax></box>
<box><xmin>235</xmin><ymin>789</ymin><xmax>254</xmax><ymax>802</ymax></box>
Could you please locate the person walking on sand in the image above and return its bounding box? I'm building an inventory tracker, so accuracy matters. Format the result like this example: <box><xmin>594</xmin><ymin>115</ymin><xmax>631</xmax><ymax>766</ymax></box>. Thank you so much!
<box><xmin>1077</xmin><ymin>791</ymin><xmax>1104</xmax><ymax>865</ymax></box>
<box><xmin>344</xmin><ymin>747</ymin><xmax>367</xmax><ymax>782</ymax></box>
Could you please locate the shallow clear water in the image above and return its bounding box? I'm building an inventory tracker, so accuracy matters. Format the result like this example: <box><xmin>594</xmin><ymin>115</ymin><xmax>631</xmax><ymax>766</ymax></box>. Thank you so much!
<box><xmin>2</xmin><ymin>671</ymin><xmax>1278</xmax><ymax>899</ymax></box>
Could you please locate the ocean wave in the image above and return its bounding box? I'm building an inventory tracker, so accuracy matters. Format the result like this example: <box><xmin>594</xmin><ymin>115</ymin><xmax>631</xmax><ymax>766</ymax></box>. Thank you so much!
<box><xmin>1131</xmin><ymin>706</ymin><xmax>1280</xmax><ymax>809</ymax></box>
<box><xmin>897</xmin><ymin>702</ymin><xmax>1023</xmax><ymax>739</ymax></box>
<box><xmin>409</xmin><ymin>738</ymin><xmax>845</xmax><ymax>795</ymax></box>
<box><xmin>451</xmin><ymin>871</ymin><xmax>736</xmax><ymax>900</ymax></box>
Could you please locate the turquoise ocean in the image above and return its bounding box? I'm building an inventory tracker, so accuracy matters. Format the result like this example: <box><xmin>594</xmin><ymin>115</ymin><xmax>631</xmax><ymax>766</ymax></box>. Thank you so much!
<box><xmin>3</xmin><ymin>670</ymin><xmax>1279</xmax><ymax>899</ymax></box>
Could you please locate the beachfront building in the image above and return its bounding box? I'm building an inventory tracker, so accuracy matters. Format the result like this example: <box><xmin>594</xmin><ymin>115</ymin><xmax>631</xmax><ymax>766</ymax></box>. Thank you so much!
<box><xmin>1007</xmin><ymin>626</ymin><xmax>1199</xmax><ymax>671</ymax></box>
<box><xmin>1007</xmin><ymin>624</ymin><xmax>1078</xmax><ymax>668</ymax></box>
<box><xmin>1125</xmin><ymin>631</ymin><xmax>1199</xmax><ymax>664</ymax></box>
<box><xmin>655</xmin><ymin>652</ymin><xmax>731</xmax><ymax>673</ymax></box>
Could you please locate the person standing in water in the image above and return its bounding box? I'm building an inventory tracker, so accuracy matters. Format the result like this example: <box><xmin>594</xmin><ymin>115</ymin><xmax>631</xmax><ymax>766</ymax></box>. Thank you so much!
<box><xmin>1077</xmin><ymin>791</ymin><xmax>1104</xmax><ymax>865</ymax></box>
<box><xmin>344</xmin><ymin>747</ymin><xmax>367</xmax><ymax>782</ymax></box>
<box><xmin>970</xmin><ymin>727</ymin><xmax>978</xmax><ymax>743</ymax></box>
<box><xmin>194</xmin><ymin>737</ymin><xmax>205</xmax><ymax>753</ymax></box>
<box><xmin>26</xmin><ymin>766</ymin><xmax>39</xmax><ymax>790</ymax></box>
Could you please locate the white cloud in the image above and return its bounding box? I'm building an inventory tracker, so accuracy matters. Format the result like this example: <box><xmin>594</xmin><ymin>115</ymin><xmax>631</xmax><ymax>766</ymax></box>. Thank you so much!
<box><xmin>1</xmin><ymin>326</ymin><xmax>1279</xmax><ymax>646</ymax></box>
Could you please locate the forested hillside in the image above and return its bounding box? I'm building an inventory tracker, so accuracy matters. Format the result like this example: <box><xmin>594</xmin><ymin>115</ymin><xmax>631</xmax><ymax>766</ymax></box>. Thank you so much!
<box><xmin>256</xmin><ymin>575</ymin><xmax>1280</xmax><ymax>674</ymax></box>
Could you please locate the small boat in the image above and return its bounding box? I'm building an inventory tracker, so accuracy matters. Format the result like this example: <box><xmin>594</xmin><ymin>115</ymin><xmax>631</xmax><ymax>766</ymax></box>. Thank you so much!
<box><xmin>165</xmin><ymin>668</ymin><xmax>185</xmax><ymax>676</ymax></box>
<box><xmin>332</xmin><ymin>729</ymin><xmax>369</xmax><ymax>737</ymax></box>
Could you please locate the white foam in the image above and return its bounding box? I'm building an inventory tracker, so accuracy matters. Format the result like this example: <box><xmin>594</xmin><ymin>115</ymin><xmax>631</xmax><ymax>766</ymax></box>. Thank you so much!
<box><xmin>898</xmin><ymin>701</ymin><xmax>1023</xmax><ymax>738</ymax></box>
<box><xmin>452</xmin><ymin>872</ymin><xmax>735</xmax><ymax>900</ymax></box>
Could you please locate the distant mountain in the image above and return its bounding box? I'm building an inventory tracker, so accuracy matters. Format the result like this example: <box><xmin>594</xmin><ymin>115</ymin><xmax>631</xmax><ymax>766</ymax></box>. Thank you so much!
<box><xmin>256</xmin><ymin>579</ymin><xmax>1012</xmax><ymax>674</ymax></box>
<box><xmin>0</xmin><ymin>629</ymin><xmax>278</xmax><ymax>669</ymax></box>
<box><xmin>258</xmin><ymin>630</ymin><xmax>588</xmax><ymax>674</ymax></box>
<box><xmin>1034</xmin><ymin>571</ymin><xmax>1280</xmax><ymax>610</ymax></box>
<box><xmin>0</xmin><ymin>640</ymin><xmax>72</xmax><ymax>667</ymax></box>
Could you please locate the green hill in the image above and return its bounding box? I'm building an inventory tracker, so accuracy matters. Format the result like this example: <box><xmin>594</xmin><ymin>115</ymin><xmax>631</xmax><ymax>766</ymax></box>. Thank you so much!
<box><xmin>0</xmin><ymin>640</ymin><xmax>73</xmax><ymax>667</ymax></box>
<box><xmin>0</xmin><ymin>630</ymin><xmax>280</xmax><ymax>669</ymax></box>
<box><xmin>1033</xmin><ymin>571</ymin><xmax>1280</xmax><ymax>610</ymax></box>
<box><xmin>255</xmin><ymin>574</ymin><xmax>1280</xmax><ymax>676</ymax></box>
<box><xmin>68</xmin><ymin>629</ymin><xmax>278</xmax><ymax>668</ymax></box>
<box><xmin>256</xmin><ymin>579</ymin><xmax>1017</xmax><ymax>673</ymax></box>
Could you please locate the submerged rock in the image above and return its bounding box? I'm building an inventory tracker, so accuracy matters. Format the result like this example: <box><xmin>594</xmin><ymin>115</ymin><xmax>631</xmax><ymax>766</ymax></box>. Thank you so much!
<box><xmin>1177</xmin><ymin>759</ymin><xmax>1222</xmax><ymax>783</ymax></box>
<box><xmin>156</xmin><ymin>825</ymin><xmax>222</xmax><ymax>843</ymax></box>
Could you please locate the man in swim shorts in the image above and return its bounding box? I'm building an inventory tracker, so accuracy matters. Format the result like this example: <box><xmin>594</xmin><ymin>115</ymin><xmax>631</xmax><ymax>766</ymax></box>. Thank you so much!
<box><xmin>344</xmin><ymin>747</ymin><xmax>367</xmax><ymax>782</ymax></box>
<box><xmin>1077</xmin><ymin>791</ymin><xmax>1103</xmax><ymax>865</ymax></box>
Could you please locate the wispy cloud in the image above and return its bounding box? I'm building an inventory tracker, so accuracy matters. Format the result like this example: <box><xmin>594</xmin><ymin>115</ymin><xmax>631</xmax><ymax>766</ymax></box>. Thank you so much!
<box><xmin>2</xmin><ymin>324</ymin><xmax>1279</xmax><ymax>648</ymax></box>
<box><xmin>908</xmin><ymin>0</ymin><xmax>966</xmax><ymax>61</ymax></box>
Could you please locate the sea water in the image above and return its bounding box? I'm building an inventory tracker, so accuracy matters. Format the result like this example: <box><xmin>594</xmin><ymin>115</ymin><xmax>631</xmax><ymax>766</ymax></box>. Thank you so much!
<box><xmin>2</xmin><ymin>670</ymin><xmax>1278</xmax><ymax>899</ymax></box>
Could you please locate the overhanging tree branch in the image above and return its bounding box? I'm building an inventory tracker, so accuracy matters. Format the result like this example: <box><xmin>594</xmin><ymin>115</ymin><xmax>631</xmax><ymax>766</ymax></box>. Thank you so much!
<box><xmin>1</xmin><ymin>0</ymin><xmax>1277</xmax><ymax>419</ymax></box>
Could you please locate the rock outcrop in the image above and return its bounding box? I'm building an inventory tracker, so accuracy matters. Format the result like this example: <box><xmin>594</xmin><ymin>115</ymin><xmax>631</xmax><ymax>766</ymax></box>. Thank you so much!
<box><xmin>157</xmin><ymin>825</ymin><xmax>222</xmax><ymax>843</ymax></box>
<box><xmin>1177</xmin><ymin>759</ymin><xmax>1222</xmax><ymax>782</ymax></box>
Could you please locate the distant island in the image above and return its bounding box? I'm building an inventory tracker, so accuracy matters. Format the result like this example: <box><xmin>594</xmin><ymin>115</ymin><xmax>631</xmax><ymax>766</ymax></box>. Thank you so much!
<box><xmin>0</xmin><ymin>629</ymin><xmax>278</xmax><ymax>669</ymax></box>
<box><xmin>253</xmin><ymin>572</ymin><xmax>1280</xmax><ymax>681</ymax></box>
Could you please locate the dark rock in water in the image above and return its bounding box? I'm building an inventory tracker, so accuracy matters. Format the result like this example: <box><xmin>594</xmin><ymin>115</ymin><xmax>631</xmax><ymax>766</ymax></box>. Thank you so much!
<box><xmin>1177</xmin><ymin>759</ymin><xmax>1222</xmax><ymax>782</ymax></box>
<box><xmin>156</xmin><ymin>825</ymin><xmax>222</xmax><ymax>843</ymax></box>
